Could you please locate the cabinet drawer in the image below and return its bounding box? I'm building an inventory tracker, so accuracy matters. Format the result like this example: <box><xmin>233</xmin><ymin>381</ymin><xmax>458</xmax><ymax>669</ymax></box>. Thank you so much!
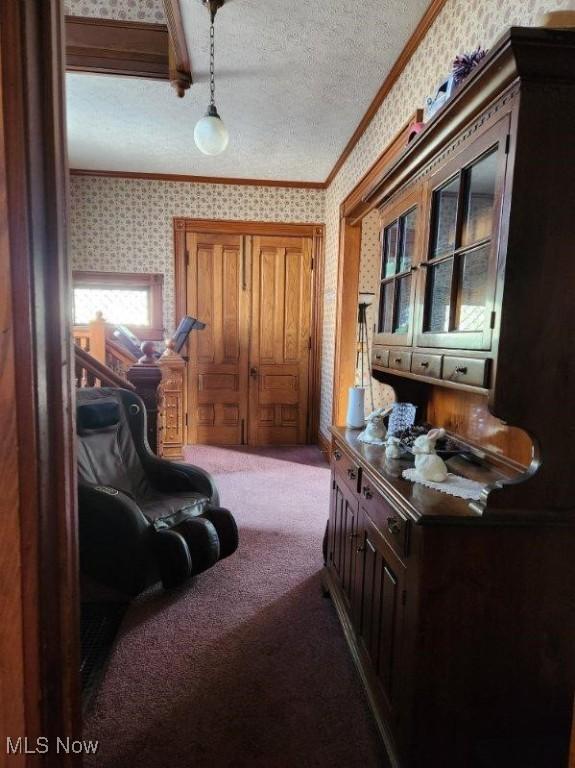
<box><xmin>411</xmin><ymin>352</ymin><xmax>442</xmax><ymax>379</ymax></box>
<box><xmin>372</xmin><ymin>346</ymin><xmax>389</xmax><ymax>368</ymax></box>
<box><xmin>332</xmin><ymin>445</ymin><xmax>361</xmax><ymax>496</ymax></box>
<box><xmin>359</xmin><ymin>478</ymin><xmax>409</xmax><ymax>559</ymax></box>
<box><xmin>388</xmin><ymin>350</ymin><xmax>412</xmax><ymax>373</ymax></box>
<box><xmin>442</xmin><ymin>356</ymin><xmax>489</xmax><ymax>388</ymax></box>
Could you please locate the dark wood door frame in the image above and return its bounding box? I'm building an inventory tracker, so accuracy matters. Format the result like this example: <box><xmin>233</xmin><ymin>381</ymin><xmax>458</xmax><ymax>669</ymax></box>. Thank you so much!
<box><xmin>1</xmin><ymin>2</ymin><xmax>81</xmax><ymax>763</ymax></box>
<box><xmin>330</xmin><ymin>111</ymin><xmax>422</xmax><ymax>433</ymax></box>
<box><xmin>174</xmin><ymin>218</ymin><xmax>325</xmax><ymax>444</ymax></box>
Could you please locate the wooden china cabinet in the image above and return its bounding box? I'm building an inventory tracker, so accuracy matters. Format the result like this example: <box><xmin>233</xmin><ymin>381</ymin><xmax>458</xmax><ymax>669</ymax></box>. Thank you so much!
<box><xmin>324</xmin><ymin>28</ymin><xmax>575</xmax><ymax>768</ymax></box>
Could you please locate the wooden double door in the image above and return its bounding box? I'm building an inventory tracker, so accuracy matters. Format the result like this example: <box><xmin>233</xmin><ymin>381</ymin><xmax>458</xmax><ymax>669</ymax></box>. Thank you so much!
<box><xmin>184</xmin><ymin>228</ymin><xmax>314</xmax><ymax>446</ymax></box>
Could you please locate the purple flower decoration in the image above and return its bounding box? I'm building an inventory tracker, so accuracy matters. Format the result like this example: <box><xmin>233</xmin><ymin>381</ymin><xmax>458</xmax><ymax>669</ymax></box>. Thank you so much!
<box><xmin>452</xmin><ymin>47</ymin><xmax>487</xmax><ymax>86</ymax></box>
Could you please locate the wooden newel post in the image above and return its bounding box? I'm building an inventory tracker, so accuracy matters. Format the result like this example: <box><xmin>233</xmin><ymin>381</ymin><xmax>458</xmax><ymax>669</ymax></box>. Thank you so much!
<box><xmin>88</xmin><ymin>310</ymin><xmax>108</xmax><ymax>365</ymax></box>
<box><xmin>127</xmin><ymin>341</ymin><xmax>162</xmax><ymax>454</ymax></box>
<box><xmin>157</xmin><ymin>339</ymin><xmax>187</xmax><ymax>460</ymax></box>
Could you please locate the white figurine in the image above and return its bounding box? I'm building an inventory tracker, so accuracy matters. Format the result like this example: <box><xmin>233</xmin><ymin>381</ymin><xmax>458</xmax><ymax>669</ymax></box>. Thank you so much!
<box><xmin>412</xmin><ymin>428</ymin><xmax>449</xmax><ymax>482</ymax></box>
<box><xmin>385</xmin><ymin>436</ymin><xmax>402</xmax><ymax>460</ymax></box>
<box><xmin>357</xmin><ymin>406</ymin><xmax>392</xmax><ymax>445</ymax></box>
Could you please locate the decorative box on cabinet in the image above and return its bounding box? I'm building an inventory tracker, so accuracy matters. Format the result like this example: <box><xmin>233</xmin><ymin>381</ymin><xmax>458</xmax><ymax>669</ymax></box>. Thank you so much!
<box><xmin>324</xmin><ymin>27</ymin><xmax>575</xmax><ymax>768</ymax></box>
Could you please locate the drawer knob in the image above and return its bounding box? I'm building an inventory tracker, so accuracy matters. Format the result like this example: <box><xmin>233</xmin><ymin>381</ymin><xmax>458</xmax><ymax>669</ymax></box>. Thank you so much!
<box><xmin>420</xmin><ymin>361</ymin><xmax>429</xmax><ymax>368</ymax></box>
<box><xmin>347</xmin><ymin>468</ymin><xmax>357</xmax><ymax>480</ymax></box>
<box><xmin>394</xmin><ymin>357</ymin><xmax>402</xmax><ymax>364</ymax></box>
<box><xmin>375</xmin><ymin>354</ymin><xmax>382</xmax><ymax>360</ymax></box>
<box><xmin>455</xmin><ymin>366</ymin><xmax>468</xmax><ymax>375</ymax></box>
<box><xmin>362</xmin><ymin>486</ymin><xmax>372</xmax><ymax>499</ymax></box>
<box><xmin>387</xmin><ymin>518</ymin><xmax>401</xmax><ymax>536</ymax></box>
<box><xmin>334</xmin><ymin>450</ymin><xmax>342</xmax><ymax>461</ymax></box>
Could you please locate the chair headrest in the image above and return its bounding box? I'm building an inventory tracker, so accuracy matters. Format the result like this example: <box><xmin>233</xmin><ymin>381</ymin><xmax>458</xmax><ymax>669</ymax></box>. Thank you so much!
<box><xmin>77</xmin><ymin>401</ymin><xmax>120</xmax><ymax>432</ymax></box>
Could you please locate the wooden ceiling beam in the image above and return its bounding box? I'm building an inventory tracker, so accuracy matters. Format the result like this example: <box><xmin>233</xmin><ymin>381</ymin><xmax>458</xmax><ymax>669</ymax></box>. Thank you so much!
<box><xmin>65</xmin><ymin>12</ymin><xmax>192</xmax><ymax>97</ymax></box>
<box><xmin>65</xmin><ymin>16</ymin><xmax>170</xmax><ymax>80</ymax></box>
<box><xmin>163</xmin><ymin>0</ymin><xmax>193</xmax><ymax>97</ymax></box>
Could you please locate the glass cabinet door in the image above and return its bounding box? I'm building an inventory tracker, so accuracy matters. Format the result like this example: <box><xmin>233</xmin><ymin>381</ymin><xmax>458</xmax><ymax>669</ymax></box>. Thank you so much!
<box><xmin>415</xmin><ymin>117</ymin><xmax>509</xmax><ymax>350</ymax></box>
<box><xmin>374</xmin><ymin>201</ymin><xmax>419</xmax><ymax>347</ymax></box>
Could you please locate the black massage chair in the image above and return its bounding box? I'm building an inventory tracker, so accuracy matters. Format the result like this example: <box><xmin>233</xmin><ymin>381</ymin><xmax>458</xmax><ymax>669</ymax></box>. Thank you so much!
<box><xmin>76</xmin><ymin>387</ymin><xmax>238</xmax><ymax>595</ymax></box>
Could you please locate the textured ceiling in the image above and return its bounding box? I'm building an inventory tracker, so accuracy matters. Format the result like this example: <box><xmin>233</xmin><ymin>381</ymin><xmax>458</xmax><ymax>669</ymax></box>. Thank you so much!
<box><xmin>66</xmin><ymin>0</ymin><xmax>430</xmax><ymax>182</ymax></box>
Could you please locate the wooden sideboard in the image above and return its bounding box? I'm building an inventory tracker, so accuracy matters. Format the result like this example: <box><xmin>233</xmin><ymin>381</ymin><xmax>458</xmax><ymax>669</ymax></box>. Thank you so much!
<box><xmin>324</xmin><ymin>428</ymin><xmax>575</xmax><ymax>768</ymax></box>
<box><xmin>324</xmin><ymin>27</ymin><xmax>575</xmax><ymax>768</ymax></box>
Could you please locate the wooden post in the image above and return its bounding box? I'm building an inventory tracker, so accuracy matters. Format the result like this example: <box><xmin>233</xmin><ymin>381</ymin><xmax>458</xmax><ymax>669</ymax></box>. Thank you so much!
<box><xmin>87</xmin><ymin>310</ymin><xmax>107</xmax><ymax>365</ymax></box>
<box><xmin>126</xmin><ymin>341</ymin><xmax>162</xmax><ymax>454</ymax></box>
<box><xmin>157</xmin><ymin>340</ymin><xmax>187</xmax><ymax>460</ymax></box>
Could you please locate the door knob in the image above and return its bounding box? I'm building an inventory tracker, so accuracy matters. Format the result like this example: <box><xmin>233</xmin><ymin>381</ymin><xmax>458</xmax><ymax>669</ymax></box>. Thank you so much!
<box><xmin>250</xmin><ymin>367</ymin><xmax>258</xmax><ymax>379</ymax></box>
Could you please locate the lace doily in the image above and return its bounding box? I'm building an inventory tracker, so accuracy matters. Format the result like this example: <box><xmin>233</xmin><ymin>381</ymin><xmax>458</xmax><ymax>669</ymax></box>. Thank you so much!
<box><xmin>402</xmin><ymin>468</ymin><xmax>484</xmax><ymax>500</ymax></box>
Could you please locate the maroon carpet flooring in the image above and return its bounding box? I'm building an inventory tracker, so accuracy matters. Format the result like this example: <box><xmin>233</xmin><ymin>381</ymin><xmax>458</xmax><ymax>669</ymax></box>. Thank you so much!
<box><xmin>83</xmin><ymin>445</ymin><xmax>384</xmax><ymax>768</ymax></box>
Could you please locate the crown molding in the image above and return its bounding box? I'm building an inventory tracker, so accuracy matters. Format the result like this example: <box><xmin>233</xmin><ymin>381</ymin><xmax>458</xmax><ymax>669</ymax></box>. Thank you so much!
<box><xmin>324</xmin><ymin>0</ymin><xmax>449</xmax><ymax>187</ymax></box>
<box><xmin>69</xmin><ymin>0</ymin><xmax>447</xmax><ymax>192</ymax></box>
<box><xmin>69</xmin><ymin>168</ymin><xmax>327</xmax><ymax>190</ymax></box>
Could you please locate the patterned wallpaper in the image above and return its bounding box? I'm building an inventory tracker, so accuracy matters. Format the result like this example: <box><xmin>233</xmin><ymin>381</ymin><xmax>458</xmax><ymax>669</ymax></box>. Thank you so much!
<box><xmin>69</xmin><ymin>176</ymin><xmax>325</xmax><ymax>333</ymax></box>
<box><xmin>64</xmin><ymin>0</ymin><xmax>166</xmax><ymax>22</ymax></box>
<box><xmin>357</xmin><ymin>211</ymin><xmax>395</xmax><ymax>414</ymax></box>
<box><xmin>67</xmin><ymin>0</ymin><xmax>572</xmax><ymax>441</ymax></box>
<box><xmin>318</xmin><ymin>0</ymin><xmax>573</xmax><ymax>439</ymax></box>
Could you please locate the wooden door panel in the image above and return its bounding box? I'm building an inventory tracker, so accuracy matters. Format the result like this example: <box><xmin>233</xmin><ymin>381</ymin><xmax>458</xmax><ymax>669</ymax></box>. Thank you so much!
<box><xmin>357</xmin><ymin>511</ymin><xmax>405</xmax><ymax>713</ymax></box>
<box><xmin>342</xmin><ymin>494</ymin><xmax>357</xmax><ymax>603</ymax></box>
<box><xmin>249</xmin><ymin>235</ymin><xmax>312</xmax><ymax>445</ymax></box>
<box><xmin>331</xmin><ymin>484</ymin><xmax>344</xmax><ymax>580</ymax></box>
<box><xmin>187</xmin><ymin>232</ymin><xmax>248</xmax><ymax>445</ymax></box>
<box><xmin>331</xmin><ymin>478</ymin><xmax>358</xmax><ymax>606</ymax></box>
<box><xmin>379</xmin><ymin>564</ymin><xmax>399</xmax><ymax>693</ymax></box>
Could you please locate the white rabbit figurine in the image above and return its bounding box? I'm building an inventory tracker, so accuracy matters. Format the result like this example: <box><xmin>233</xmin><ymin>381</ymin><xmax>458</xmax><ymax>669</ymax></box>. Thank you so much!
<box><xmin>412</xmin><ymin>428</ymin><xmax>449</xmax><ymax>482</ymax></box>
<box><xmin>357</xmin><ymin>406</ymin><xmax>392</xmax><ymax>445</ymax></box>
<box><xmin>385</xmin><ymin>436</ymin><xmax>402</xmax><ymax>459</ymax></box>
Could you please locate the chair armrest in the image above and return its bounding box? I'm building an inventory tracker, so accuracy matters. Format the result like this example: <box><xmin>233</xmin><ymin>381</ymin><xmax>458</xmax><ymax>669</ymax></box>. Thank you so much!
<box><xmin>141</xmin><ymin>457</ymin><xmax>220</xmax><ymax>506</ymax></box>
<box><xmin>78</xmin><ymin>484</ymin><xmax>150</xmax><ymax>531</ymax></box>
<box><xmin>77</xmin><ymin>484</ymin><xmax>153</xmax><ymax>595</ymax></box>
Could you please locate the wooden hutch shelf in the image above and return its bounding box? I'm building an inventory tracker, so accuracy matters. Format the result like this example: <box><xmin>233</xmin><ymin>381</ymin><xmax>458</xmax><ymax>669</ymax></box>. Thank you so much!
<box><xmin>323</xmin><ymin>27</ymin><xmax>575</xmax><ymax>768</ymax></box>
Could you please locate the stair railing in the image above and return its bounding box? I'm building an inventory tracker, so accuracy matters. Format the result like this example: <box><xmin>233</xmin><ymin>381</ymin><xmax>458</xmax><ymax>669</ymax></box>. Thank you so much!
<box><xmin>73</xmin><ymin>312</ymin><xmax>187</xmax><ymax>459</ymax></box>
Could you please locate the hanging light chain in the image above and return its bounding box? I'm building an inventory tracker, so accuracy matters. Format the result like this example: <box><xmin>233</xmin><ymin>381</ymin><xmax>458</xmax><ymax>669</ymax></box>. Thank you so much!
<box><xmin>209</xmin><ymin>21</ymin><xmax>216</xmax><ymax>105</ymax></box>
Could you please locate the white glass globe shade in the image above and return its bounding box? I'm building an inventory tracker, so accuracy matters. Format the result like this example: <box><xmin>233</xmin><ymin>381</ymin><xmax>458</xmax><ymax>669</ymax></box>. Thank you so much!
<box><xmin>194</xmin><ymin>113</ymin><xmax>229</xmax><ymax>156</ymax></box>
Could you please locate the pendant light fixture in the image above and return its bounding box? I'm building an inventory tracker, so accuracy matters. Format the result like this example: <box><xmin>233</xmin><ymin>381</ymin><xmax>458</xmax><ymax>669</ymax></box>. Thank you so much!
<box><xmin>194</xmin><ymin>0</ymin><xmax>229</xmax><ymax>156</ymax></box>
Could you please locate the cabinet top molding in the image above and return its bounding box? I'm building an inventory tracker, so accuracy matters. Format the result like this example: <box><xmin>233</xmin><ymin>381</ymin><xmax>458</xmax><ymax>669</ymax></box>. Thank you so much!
<box><xmin>364</xmin><ymin>27</ymin><xmax>575</xmax><ymax>210</ymax></box>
